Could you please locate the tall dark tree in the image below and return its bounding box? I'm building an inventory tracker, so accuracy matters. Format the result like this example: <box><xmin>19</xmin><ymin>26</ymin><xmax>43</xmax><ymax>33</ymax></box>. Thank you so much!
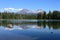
<box><xmin>52</xmin><ymin>10</ymin><xmax>60</xmax><ymax>19</ymax></box>
<box><xmin>42</xmin><ymin>11</ymin><xmax>46</xmax><ymax>19</ymax></box>
<box><xmin>37</xmin><ymin>12</ymin><xmax>43</xmax><ymax>19</ymax></box>
<box><xmin>47</xmin><ymin>11</ymin><xmax>52</xmax><ymax>19</ymax></box>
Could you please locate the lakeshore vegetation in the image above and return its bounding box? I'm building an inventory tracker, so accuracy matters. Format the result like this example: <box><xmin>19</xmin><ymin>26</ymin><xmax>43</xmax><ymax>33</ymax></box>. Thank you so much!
<box><xmin>0</xmin><ymin>10</ymin><xmax>60</xmax><ymax>19</ymax></box>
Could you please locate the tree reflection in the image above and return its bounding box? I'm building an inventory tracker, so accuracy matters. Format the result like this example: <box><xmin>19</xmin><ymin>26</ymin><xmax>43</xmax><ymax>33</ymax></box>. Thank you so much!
<box><xmin>47</xmin><ymin>21</ymin><xmax>60</xmax><ymax>29</ymax></box>
<box><xmin>0</xmin><ymin>20</ymin><xmax>60</xmax><ymax>29</ymax></box>
<box><xmin>37</xmin><ymin>20</ymin><xmax>46</xmax><ymax>28</ymax></box>
<box><xmin>37</xmin><ymin>20</ymin><xmax>60</xmax><ymax>29</ymax></box>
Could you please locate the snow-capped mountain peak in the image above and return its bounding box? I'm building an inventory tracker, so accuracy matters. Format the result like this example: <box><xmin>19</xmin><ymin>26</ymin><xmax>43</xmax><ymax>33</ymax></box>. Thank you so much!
<box><xmin>19</xmin><ymin>9</ymin><xmax>32</xmax><ymax>13</ymax></box>
<box><xmin>17</xmin><ymin>9</ymin><xmax>44</xmax><ymax>14</ymax></box>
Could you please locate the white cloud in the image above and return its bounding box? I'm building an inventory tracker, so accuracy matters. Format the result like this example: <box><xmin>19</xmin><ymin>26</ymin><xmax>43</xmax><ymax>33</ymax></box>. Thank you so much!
<box><xmin>2</xmin><ymin>8</ymin><xmax>23</xmax><ymax>12</ymax></box>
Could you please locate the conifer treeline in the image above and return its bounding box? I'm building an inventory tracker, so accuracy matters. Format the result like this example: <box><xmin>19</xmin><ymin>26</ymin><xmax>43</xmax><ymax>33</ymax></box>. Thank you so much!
<box><xmin>37</xmin><ymin>10</ymin><xmax>60</xmax><ymax>19</ymax></box>
<box><xmin>0</xmin><ymin>10</ymin><xmax>60</xmax><ymax>19</ymax></box>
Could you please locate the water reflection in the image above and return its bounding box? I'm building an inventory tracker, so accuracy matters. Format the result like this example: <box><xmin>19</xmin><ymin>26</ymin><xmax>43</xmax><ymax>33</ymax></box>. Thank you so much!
<box><xmin>0</xmin><ymin>20</ymin><xmax>60</xmax><ymax>30</ymax></box>
<box><xmin>37</xmin><ymin>20</ymin><xmax>60</xmax><ymax>29</ymax></box>
<box><xmin>0</xmin><ymin>20</ymin><xmax>60</xmax><ymax>40</ymax></box>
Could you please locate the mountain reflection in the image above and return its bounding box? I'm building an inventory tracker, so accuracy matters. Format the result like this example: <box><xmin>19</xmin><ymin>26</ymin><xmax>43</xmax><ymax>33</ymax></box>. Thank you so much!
<box><xmin>0</xmin><ymin>20</ymin><xmax>60</xmax><ymax>30</ymax></box>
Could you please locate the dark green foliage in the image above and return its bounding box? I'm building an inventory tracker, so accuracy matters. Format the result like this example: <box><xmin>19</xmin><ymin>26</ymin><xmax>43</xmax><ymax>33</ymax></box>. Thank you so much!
<box><xmin>47</xmin><ymin>10</ymin><xmax>60</xmax><ymax>19</ymax></box>
<box><xmin>42</xmin><ymin>11</ymin><xmax>46</xmax><ymax>19</ymax></box>
<box><xmin>0</xmin><ymin>12</ymin><xmax>37</xmax><ymax>19</ymax></box>
<box><xmin>37</xmin><ymin>12</ymin><xmax>43</xmax><ymax>19</ymax></box>
<box><xmin>52</xmin><ymin>11</ymin><xmax>60</xmax><ymax>19</ymax></box>
<box><xmin>47</xmin><ymin>11</ymin><xmax>52</xmax><ymax>19</ymax></box>
<box><xmin>0</xmin><ymin>10</ymin><xmax>60</xmax><ymax>19</ymax></box>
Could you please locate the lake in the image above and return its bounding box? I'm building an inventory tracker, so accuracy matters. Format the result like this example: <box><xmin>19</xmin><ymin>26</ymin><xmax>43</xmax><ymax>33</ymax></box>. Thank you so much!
<box><xmin>0</xmin><ymin>19</ymin><xmax>60</xmax><ymax>40</ymax></box>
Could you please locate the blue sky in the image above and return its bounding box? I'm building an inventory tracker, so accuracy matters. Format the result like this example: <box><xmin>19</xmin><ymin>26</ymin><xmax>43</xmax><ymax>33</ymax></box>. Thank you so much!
<box><xmin>0</xmin><ymin>0</ymin><xmax>60</xmax><ymax>12</ymax></box>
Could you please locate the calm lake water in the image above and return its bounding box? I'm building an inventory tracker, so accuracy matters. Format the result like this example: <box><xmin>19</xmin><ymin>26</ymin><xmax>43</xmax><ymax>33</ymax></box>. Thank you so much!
<box><xmin>0</xmin><ymin>20</ymin><xmax>60</xmax><ymax>40</ymax></box>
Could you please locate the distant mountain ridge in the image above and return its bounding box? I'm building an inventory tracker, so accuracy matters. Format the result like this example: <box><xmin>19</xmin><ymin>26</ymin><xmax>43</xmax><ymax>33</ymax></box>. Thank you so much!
<box><xmin>17</xmin><ymin>9</ymin><xmax>44</xmax><ymax>14</ymax></box>
<box><xmin>3</xmin><ymin>8</ymin><xmax>44</xmax><ymax>14</ymax></box>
